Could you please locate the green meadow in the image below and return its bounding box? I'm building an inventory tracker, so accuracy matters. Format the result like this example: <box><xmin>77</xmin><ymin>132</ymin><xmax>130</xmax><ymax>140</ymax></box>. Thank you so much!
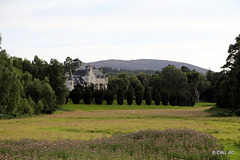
<box><xmin>0</xmin><ymin>101</ymin><xmax>239</xmax><ymax>159</ymax></box>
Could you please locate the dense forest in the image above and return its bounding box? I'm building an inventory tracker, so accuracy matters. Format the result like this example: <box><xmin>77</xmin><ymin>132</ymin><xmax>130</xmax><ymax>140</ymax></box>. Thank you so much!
<box><xmin>0</xmin><ymin>37</ymin><xmax>69</xmax><ymax>116</ymax></box>
<box><xmin>1</xmin><ymin>34</ymin><xmax>240</xmax><ymax>117</ymax></box>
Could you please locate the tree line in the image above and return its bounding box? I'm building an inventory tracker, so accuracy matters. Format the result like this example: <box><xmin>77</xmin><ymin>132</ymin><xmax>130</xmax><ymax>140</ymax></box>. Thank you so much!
<box><xmin>0</xmin><ymin>38</ymin><xmax>69</xmax><ymax>116</ymax></box>
<box><xmin>206</xmin><ymin>34</ymin><xmax>240</xmax><ymax>115</ymax></box>
<box><xmin>69</xmin><ymin>64</ymin><xmax>215</xmax><ymax>107</ymax></box>
<box><xmin>1</xmin><ymin>34</ymin><xmax>240</xmax><ymax>116</ymax></box>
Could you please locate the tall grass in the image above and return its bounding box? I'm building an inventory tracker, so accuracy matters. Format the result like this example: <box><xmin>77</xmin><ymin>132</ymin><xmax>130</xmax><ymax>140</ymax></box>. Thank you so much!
<box><xmin>0</xmin><ymin>128</ymin><xmax>227</xmax><ymax>160</ymax></box>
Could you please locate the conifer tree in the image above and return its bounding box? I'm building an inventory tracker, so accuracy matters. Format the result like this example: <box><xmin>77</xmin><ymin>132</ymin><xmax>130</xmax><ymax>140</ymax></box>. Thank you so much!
<box><xmin>104</xmin><ymin>89</ymin><xmax>114</xmax><ymax>105</ymax></box>
<box><xmin>117</xmin><ymin>88</ymin><xmax>124</xmax><ymax>105</ymax></box>
<box><xmin>83</xmin><ymin>88</ymin><xmax>92</xmax><ymax>104</ymax></box>
<box><xmin>135</xmin><ymin>86</ymin><xmax>143</xmax><ymax>105</ymax></box>
<box><xmin>93</xmin><ymin>89</ymin><xmax>104</xmax><ymax>105</ymax></box>
<box><xmin>126</xmin><ymin>85</ymin><xmax>134</xmax><ymax>105</ymax></box>
<box><xmin>161</xmin><ymin>91</ymin><xmax>169</xmax><ymax>106</ymax></box>
<box><xmin>144</xmin><ymin>87</ymin><xmax>152</xmax><ymax>105</ymax></box>
<box><xmin>152</xmin><ymin>87</ymin><xmax>161</xmax><ymax>105</ymax></box>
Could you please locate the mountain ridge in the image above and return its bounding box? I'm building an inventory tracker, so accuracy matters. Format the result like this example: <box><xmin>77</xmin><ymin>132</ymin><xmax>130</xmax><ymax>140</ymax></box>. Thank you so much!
<box><xmin>82</xmin><ymin>59</ymin><xmax>208</xmax><ymax>75</ymax></box>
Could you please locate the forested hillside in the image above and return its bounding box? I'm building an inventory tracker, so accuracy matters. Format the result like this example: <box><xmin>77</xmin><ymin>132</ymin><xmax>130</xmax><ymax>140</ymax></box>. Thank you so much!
<box><xmin>82</xmin><ymin>59</ymin><xmax>208</xmax><ymax>75</ymax></box>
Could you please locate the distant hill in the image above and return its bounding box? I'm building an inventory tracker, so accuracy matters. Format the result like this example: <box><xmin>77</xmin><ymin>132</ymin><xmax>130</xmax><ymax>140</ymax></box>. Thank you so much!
<box><xmin>83</xmin><ymin>59</ymin><xmax>208</xmax><ymax>75</ymax></box>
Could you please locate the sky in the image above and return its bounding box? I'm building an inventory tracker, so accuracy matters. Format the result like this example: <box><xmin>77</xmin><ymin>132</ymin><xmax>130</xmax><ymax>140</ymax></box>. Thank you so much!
<box><xmin>0</xmin><ymin>0</ymin><xmax>240</xmax><ymax>72</ymax></box>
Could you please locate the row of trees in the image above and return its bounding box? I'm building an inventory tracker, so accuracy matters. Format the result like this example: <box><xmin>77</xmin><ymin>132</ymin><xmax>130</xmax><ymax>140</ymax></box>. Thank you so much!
<box><xmin>69</xmin><ymin>85</ymin><xmax>195</xmax><ymax>106</ymax></box>
<box><xmin>69</xmin><ymin>64</ymin><xmax>199</xmax><ymax>106</ymax></box>
<box><xmin>0</xmin><ymin>37</ymin><xmax>69</xmax><ymax>115</ymax></box>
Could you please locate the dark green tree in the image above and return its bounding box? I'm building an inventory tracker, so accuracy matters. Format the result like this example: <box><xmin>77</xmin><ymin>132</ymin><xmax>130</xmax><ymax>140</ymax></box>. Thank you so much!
<box><xmin>31</xmin><ymin>55</ymin><xmax>48</xmax><ymax>80</ymax></box>
<box><xmin>117</xmin><ymin>73</ymin><xmax>129</xmax><ymax>79</ymax></box>
<box><xmin>126</xmin><ymin>85</ymin><xmax>134</xmax><ymax>105</ymax></box>
<box><xmin>0</xmin><ymin>49</ymin><xmax>22</xmax><ymax>114</ymax></box>
<box><xmin>69</xmin><ymin>84</ymin><xmax>83</xmax><ymax>104</ymax></box>
<box><xmin>128</xmin><ymin>75</ymin><xmax>142</xmax><ymax>91</ymax></box>
<box><xmin>169</xmin><ymin>92</ymin><xmax>177</xmax><ymax>106</ymax></box>
<box><xmin>144</xmin><ymin>87</ymin><xmax>152</xmax><ymax>105</ymax></box>
<box><xmin>161</xmin><ymin>65</ymin><xmax>188</xmax><ymax>92</ymax></box>
<box><xmin>22</xmin><ymin>59</ymin><xmax>34</xmax><ymax>74</ymax></box>
<box><xmin>181</xmin><ymin>66</ymin><xmax>191</xmax><ymax>73</ymax></box>
<box><xmin>93</xmin><ymin>89</ymin><xmax>104</xmax><ymax>105</ymax></box>
<box><xmin>217</xmin><ymin>34</ymin><xmax>240</xmax><ymax>110</ymax></box>
<box><xmin>148</xmin><ymin>76</ymin><xmax>162</xmax><ymax>91</ymax></box>
<box><xmin>117</xmin><ymin>88</ymin><xmax>124</xmax><ymax>105</ymax></box>
<box><xmin>104</xmin><ymin>89</ymin><xmax>114</xmax><ymax>105</ymax></box>
<box><xmin>161</xmin><ymin>91</ymin><xmax>169</xmax><ymax>106</ymax></box>
<box><xmin>135</xmin><ymin>86</ymin><xmax>143</xmax><ymax>105</ymax></box>
<box><xmin>152</xmin><ymin>87</ymin><xmax>161</xmax><ymax>105</ymax></box>
<box><xmin>83</xmin><ymin>88</ymin><xmax>92</xmax><ymax>104</ymax></box>
<box><xmin>109</xmin><ymin>78</ymin><xmax>129</xmax><ymax>95</ymax></box>
<box><xmin>47</xmin><ymin>59</ymin><xmax>69</xmax><ymax>105</ymax></box>
<box><xmin>136</xmin><ymin>72</ymin><xmax>147</xmax><ymax>84</ymax></box>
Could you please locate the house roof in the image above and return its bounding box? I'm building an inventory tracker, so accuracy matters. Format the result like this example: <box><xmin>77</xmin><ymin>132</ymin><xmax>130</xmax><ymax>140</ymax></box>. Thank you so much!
<box><xmin>75</xmin><ymin>69</ymin><xmax>89</xmax><ymax>76</ymax></box>
<box><xmin>93</xmin><ymin>69</ymin><xmax>102</xmax><ymax>75</ymax></box>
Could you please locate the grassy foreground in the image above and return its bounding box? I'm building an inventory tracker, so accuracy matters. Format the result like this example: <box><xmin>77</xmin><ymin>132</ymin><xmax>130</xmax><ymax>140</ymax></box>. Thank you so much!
<box><xmin>0</xmin><ymin>101</ymin><xmax>239</xmax><ymax>159</ymax></box>
<box><xmin>0</xmin><ymin>129</ymin><xmax>227</xmax><ymax>160</ymax></box>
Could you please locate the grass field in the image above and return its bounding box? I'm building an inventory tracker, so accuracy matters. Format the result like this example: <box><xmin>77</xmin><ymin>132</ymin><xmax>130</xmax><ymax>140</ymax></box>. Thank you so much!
<box><xmin>0</xmin><ymin>101</ymin><xmax>239</xmax><ymax>159</ymax></box>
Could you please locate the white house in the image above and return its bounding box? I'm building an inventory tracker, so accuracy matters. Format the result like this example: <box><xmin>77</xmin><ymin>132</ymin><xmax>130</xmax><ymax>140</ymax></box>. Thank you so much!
<box><xmin>65</xmin><ymin>59</ymin><xmax>108</xmax><ymax>91</ymax></box>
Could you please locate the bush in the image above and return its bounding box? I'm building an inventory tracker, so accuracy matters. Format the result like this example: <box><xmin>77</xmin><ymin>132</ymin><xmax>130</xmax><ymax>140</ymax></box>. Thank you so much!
<box><xmin>117</xmin><ymin>89</ymin><xmax>124</xmax><ymax>105</ymax></box>
<box><xmin>83</xmin><ymin>88</ymin><xmax>92</xmax><ymax>104</ymax></box>
<box><xmin>205</xmin><ymin>107</ymin><xmax>233</xmax><ymax>117</ymax></box>
<box><xmin>126</xmin><ymin>85</ymin><xmax>134</xmax><ymax>105</ymax></box>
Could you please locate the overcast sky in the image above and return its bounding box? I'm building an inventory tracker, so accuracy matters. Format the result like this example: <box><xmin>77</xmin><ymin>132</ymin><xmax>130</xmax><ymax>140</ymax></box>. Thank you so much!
<box><xmin>1</xmin><ymin>0</ymin><xmax>240</xmax><ymax>72</ymax></box>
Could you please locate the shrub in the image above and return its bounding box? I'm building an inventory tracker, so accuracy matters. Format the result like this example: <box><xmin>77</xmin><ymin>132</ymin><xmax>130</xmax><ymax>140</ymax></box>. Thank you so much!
<box><xmin>126</xmin><ymin>85</ymin><xmax>134</xmax><ymax>105</ymax></box>
<box><xmin>117</xmin><ymin>89</ymin><xmax>124</xmax><ymax>105</ymax></box>
<box><xmin>205</xmin><ymin>107</ymin><xmax>233</xmax><ymax>117</ymax></box>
